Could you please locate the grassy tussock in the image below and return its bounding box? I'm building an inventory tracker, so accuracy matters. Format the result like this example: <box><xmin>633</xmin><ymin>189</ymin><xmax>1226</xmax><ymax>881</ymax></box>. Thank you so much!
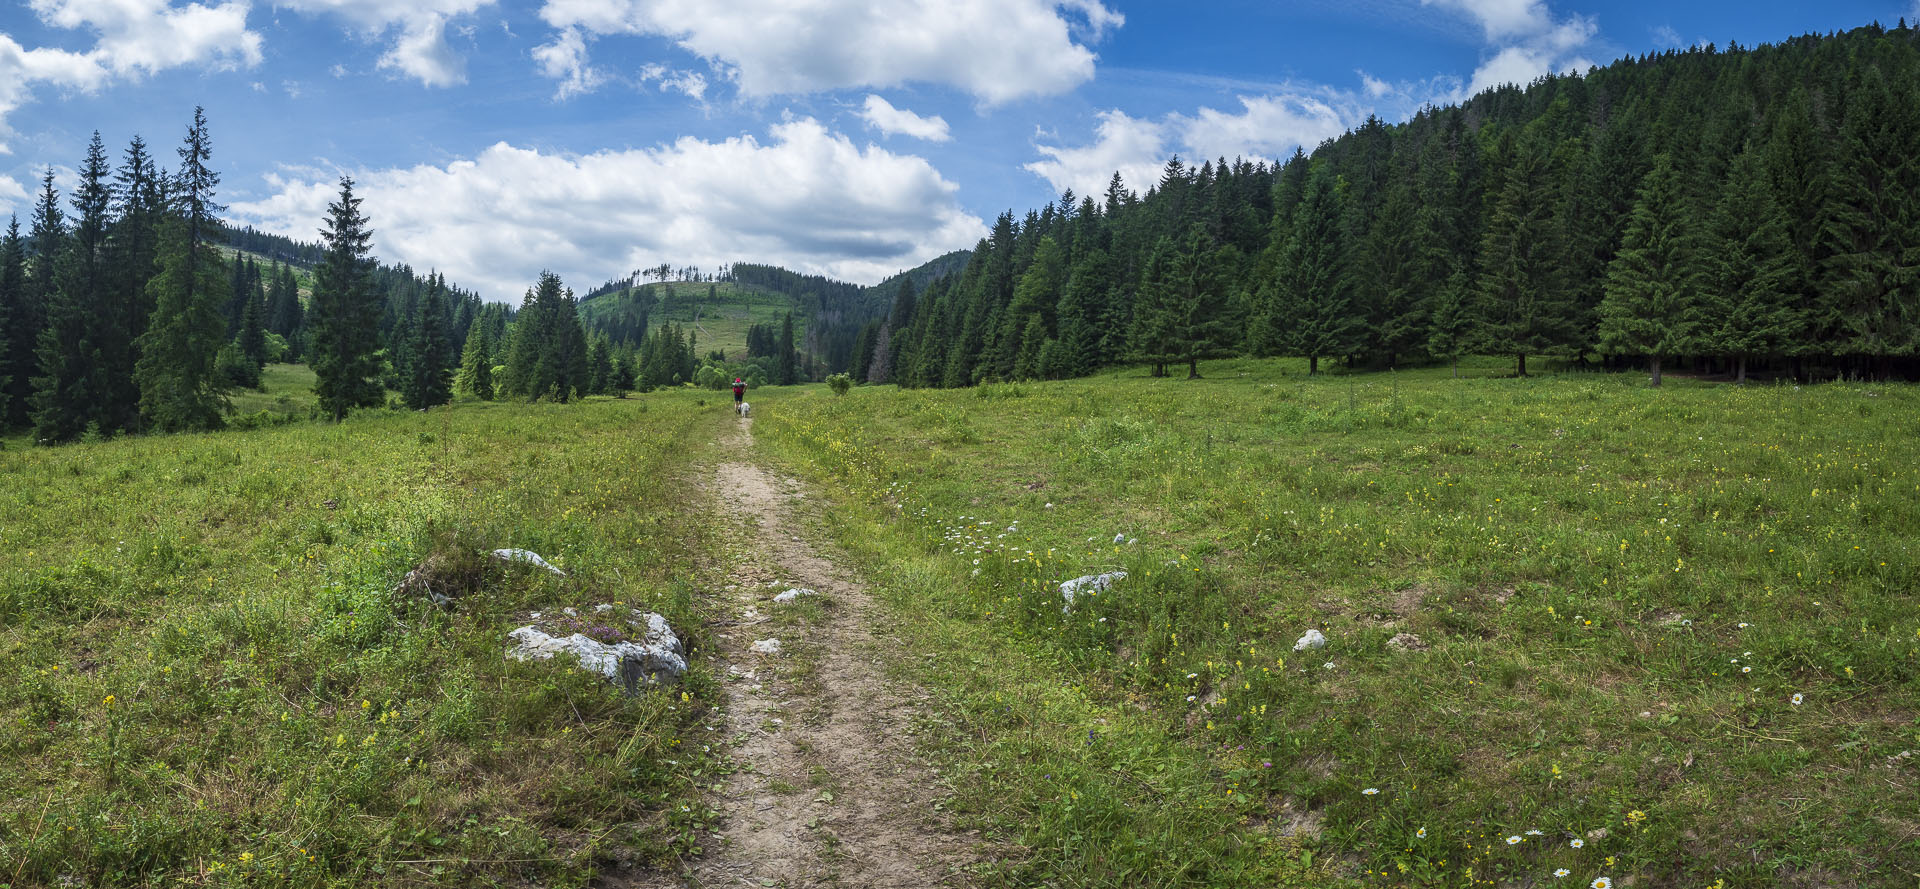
<box><xmin>758</xmin><ymin>357</ymin><xmax>1920</xmax><ymax>889</ymax></box>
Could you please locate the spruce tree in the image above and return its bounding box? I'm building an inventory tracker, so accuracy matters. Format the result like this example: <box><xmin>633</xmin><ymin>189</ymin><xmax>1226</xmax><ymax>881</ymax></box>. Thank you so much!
<box><xmin>4</xmin><ymin>174</ymin><xmax>62</xmax><ymax>429</ymax></box>
<box><xmin>1476</xmin><ymin>143</ymin><xmax>1575</xmax><ymax>376</ymax></box>
<box><xmin>1128</xmin><ymin>240</ymin><xmax>1179</xmax><ymax>377</ymax></box>
<box><xmin>309</xmin><ymin>177</ymin><xmax>384</xmax><ymax>421</ymax></box>
<box><xmin>1164</xmin><ymin>225</ymin><xmax>1233</xmax><ymax>379</ymax></box>
<box><xmin>1818</xmin><ymin>68</ymin><xmax>1920</xmax><ymax>364</ymax></box>
<box><xmin>1597</xmin><ymin>154</ymin><xmax>1701</xmax><ymax>386</ymax></box>
<box><xmin>777</xmin><ymin>313</ymin><xmax>797</xmax><ymax>385</ymax></box>
<box><xmin>133</xmin><ymin>109</ymin><xmax>231</xmax><ymax>432</ymax></box>
<box><xmin>1013</xmin><ymin>314</ymin><xmax>1047</xmax><ymax>380</ymax></box>
<box><xmin>403</xmin><ymin>274</ymin><xmax>453</xmax><ymax>409</ymax></box>
<box><xmin>866</xmin><ymin>325</ymin><xmax>893</xmax><ymax>384</ymax></box>
<box><xmin>544</xmin><ymin>278</ymin><xmax>590</xmax><ymax>400</ymax></box>
<box><xmin>134</xmin><ymin>218</ymin><xmax>230</xmax><ymax>431</ymax></box>
<box><xmin>587</xmin><ymin>336</ymin><xmax>612</xmax><ymax>395</ymax></box>
<box><xmin>1702</xmin><ymin>147</ymin><xmax>1797</xmax><ymax>383</ymax></box>
<box><xmin>1275</xmin><ymin>163</ymin><xmax>1361</xmax><ymax>375</ymax></box>
<box><xmin>237</xmin><ymin>285</ymin><xmax>268</xmax><ymax>368</ymax></box>
<box><xmin>455</xmin><ymin>322</ymin><xmax>494</xmax><ymax>400</ymax></box>
<box><xmin>1425</xmin><ymin>272</ymin><xmax>1476</xmax><ymax>378</ymax></box>
<box><xmin>103</xmin><ymin>135</ymin><xmax>164</xmax><ymax>434</ymax></box>
<box><xmin>33</xmin><ymin>134</ymin><xmax>113</xmax><ymax>443</ymax></box>
<box><xmin>0</xmin><ymin>217</ymin><xmax>22</xmax><ymax>423</ymax></box>
<box><xmin>501</xmin><ymin>288</ymin><xmax>542</xmax><ymax>398</ymax></box>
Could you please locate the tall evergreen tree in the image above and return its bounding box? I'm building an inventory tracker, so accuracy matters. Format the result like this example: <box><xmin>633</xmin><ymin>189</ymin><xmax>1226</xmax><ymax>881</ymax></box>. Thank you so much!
<box><xmin>102</xmin><ymin>135</ymin><xmax>164</xmax><ymax>434</ymax></box>
<box><xmin>0</xmin><ymin>217</ymin><xmax>22</xmax><ymax>423</ymax></box>
<box><xmin>1596</xmin><ymin>155</ymin><xmax>1702</xmax><ymax>386</ymax></box>
<box><xmin>33</xmin><ymin>134</ymin><xmax>114</xmax><ymax>442</ymax></box>
<box><xmin>455</xmin><ymin>321</ymin><xmax>494</xmax><ymax>400</ymax></box>
<box><xmin>1274</xmin><ymin>163</ymin><xmax>1361</xmax><ymax>374</ymax></box>
<box><xmin>309</xmin><ymin>178</ymin><xmax>384</xmax><ymax>421</ymax></box>
<box><xmin>403</xmin><ymin>274</ymin><xmax>453</xmax><ymax>409</ymax></box>
<box><xmin>777</xmin><ymin>313</ymin><xmax>797</xmax><ymax>385</ymax></box>
<box><xmin>4</xmin><ymin>173</ymin><xmax>62</xmax><ymax>429</ymax></box>
<box><xmin>1476</xmin><ymin>143</ymin><xmax>1575</xmax><ymax>376</ymax></box>
<box><xmin>587</xmin><ymin>336</ymin><xmax>612</xmax><ymax>395</ymax></box>
<box><xmin>1818</xmin><ymin>68</ymin><xmax>1920</xmax><ymax>365</ymax></box>
<box><xmin>135</xmin><ymin>107</ymin><xmax>230</xmax><ymax>432</ymax></box>
<box><xmin>1702</xmin><ymin>147</ymin><xmax>1797</xmax><ymax>383</ymax></box>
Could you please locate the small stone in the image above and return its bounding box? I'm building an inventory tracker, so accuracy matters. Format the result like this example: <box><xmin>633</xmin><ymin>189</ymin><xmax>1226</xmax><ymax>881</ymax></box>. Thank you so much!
<box><xmin>1294</xmin><ymin>629</ymin><xmax>1328</xmax><ymax>651</ymax></box>
<box><xmin>750</xmin><ymin>638</ymin><xmax>782</xmax><ymax>655</ymax></box>
<box><xmin>1059</xmin><ymin>571</ymin><xmax>1126</xmax><ymax>613</ymax></box>
<box><xmin>492</xmin><ymin>548</ymin><xmax>565</xmax><ymax>576</ymax></box>
<box><xmin>773</xmin><ymin>588</ymin><xmax>817</xmax><ymax>604</ymax></box>
<box><xmin>1587</xmin><ymin>827</ymin><xmax>1609</xmax><ymax>841</ymax></box>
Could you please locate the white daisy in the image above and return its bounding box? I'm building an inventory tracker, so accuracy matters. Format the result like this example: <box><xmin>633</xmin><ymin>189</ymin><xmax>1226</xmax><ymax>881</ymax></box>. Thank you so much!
<box><xmin>1592</xmin><ymin>878</ymin><xmax>1612</xmax><ymax>889</ymax></box>
<box><xmin>1555</xmin><ymin>869</ymin><xmax>1571</xmax><ymax>878</ymax></box>
<box><xmin>1570</xmin><ymin>838</ymin><xmax>1584</xmax><ymax>848</ymax></box>
<box><xmin>1362</xmin><ymin>787</ymin><xmax>1379</xmax><ymax>795</ymax></box>
<box><xmin>1791</xmin><ymin>693</ymin><xmax>1804</xmax><ymax>706</ymax></box>
<box><xmin>1507</xmin><ymin>835</ymin><xmax>1523</xmax><ymax>845</ymax></box>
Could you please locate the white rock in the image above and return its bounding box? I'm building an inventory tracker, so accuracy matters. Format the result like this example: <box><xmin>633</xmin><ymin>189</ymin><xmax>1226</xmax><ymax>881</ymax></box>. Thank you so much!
<box><xmin>750</xmin><ymin>638</ymin><xmax>782</xmax><ymax>655</ymax></box>
<box><xmin>506</xmin><ymin>608</ymin><xmax>686</xmax><ymax>690</ymax></box>
<box><xmin>562</xmin><ymin>607</ymin><xmax>578</xmax><ymax>617</ymax></box>
<box><xmin>492</xmin><ymin>548</ymin><xmax>566</xmax><ymax>576</ymax></box>
<box><xmin>594</xmin><ymin>603</ymin><xmax>614</xmax><ymax>613</ymax></box>
<box><xmin>773</xmin><ymin>587</ymin><xmax>817</xmax><ymax>603</ymax></box>
<box><xmin>1059</xmin><ymin>571</ymin><xmax>1127</xmax><ymax>613</ymax></box>
<box><xmin>1113</xmin><ymin>533</ymin><xmax>1128</xmax><ymax>544</ymax></box>
<box><xmin>1293</xmin><ymin>629</ymin><xmax>1328</xmax><ymax>651</ymax></box>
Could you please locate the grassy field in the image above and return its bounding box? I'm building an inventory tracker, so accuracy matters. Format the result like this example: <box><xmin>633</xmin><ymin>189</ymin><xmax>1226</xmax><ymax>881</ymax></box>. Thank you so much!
<box><xmin>755</xmin><ymin>358</ymin><xmax>1920</xmax><ymax>889</ymax></box>
<box><xmin>579</xmin><ymin>282</ymin><xmax>805</xmax><ymax>358</ymax></box>
<box><xmin>0</xmin><ymin>394</ymin><xmax>731</xmax><ymax>887</ymax></box>
<box><xmin>227</xmin><ymin>364</ymin><xmax>321</xmax><ymax>419</ymax></box>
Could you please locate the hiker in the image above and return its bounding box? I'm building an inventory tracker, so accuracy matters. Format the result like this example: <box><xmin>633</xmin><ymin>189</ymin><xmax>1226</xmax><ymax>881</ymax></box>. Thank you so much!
<box><xmin>732</xmin><ymin>377</ymin><xmax>746</xmax><ymax>406</ymax></box>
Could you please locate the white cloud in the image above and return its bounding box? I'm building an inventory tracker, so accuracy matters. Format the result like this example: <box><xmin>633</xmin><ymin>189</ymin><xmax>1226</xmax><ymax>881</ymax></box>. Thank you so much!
<box><xmin>1651</xmin><ymin>25</ymin><xmax>1682</xmax><ymax>48</ymax></box>
<box><xmin>1420</xmin><ymin>0</ymin><xmax>1598</xmax><ymax>95</ymax></box>
<box><xmin>532</xmin><ymin>26</ymin><xmax>602</xmax><ymax>98</ymax></box>
<box><xmin>1025</xmin><ymin>109</ymin><xmax>1169</xmax><ymax>201</ymax></box>
<box><xmin>229</xmin><ymin>118</ymin><xmax>987</xmax><ymax>298</ymax></box>
<box><xmin>0</xmin><ymin>174</ymin><xmax>31</xmax><ymax>215</ymax></box>
<box><xmin>1173</xmin><ymin>94</ymin><xmax>1353</xmax><ymax>165</ymax></box>
<box><xmin>276</xmin><ymin>0</ymin><xmax>494</xmax><ymax>87</ymax></box>
<box><xmin>859</xmin><ymin>95</ymin><xmax>950</xmax><ymax>142</ymax></box>
<box><xmin>638</xmin><ymin>63</ymin><xmax>707</xmax><ymax>101</ymax></box>
<box><xmin>1028</xmin><ymin>88</ymin><xmax>1368</xmax><ymax>200</ymax></box>
<box><xmin>536</xmin><ymin>0</ymin><xmax>1122</xmax><ymax>104</ymax></box>
<box><xmin>1</xmin><ymin>1</ymin><xmax>261</xmax><ymax>150</ymax></box>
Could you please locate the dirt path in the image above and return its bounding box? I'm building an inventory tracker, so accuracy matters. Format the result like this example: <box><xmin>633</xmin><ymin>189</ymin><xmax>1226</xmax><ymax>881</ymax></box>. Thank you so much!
<box><xmin>687</xmin><ymin>416</ymin><xmax>976</xmax><ymax>888</ymax></box>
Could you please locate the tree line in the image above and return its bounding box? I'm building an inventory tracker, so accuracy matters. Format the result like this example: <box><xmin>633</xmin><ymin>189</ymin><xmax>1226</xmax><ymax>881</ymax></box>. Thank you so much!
<box><xmin>0</xmin><ymin>110</ymin><xmax>496</xmax><ymax>441</ymax></box>
<box><xmin>841</xmin><ymin>21</ymin><xmax>1920</xmax><ymax>388</ymax></box>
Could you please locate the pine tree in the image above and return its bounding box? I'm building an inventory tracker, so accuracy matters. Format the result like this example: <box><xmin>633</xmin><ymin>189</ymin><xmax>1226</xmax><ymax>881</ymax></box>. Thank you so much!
<box><xmin>4</xmin><ymin>174</ymin><xmax>61</xmax><ymax>429</ymax></box>
<box><xmin>1476</xmin><ymin>142</ymin><xmax>1575</xmax><ymax>376</ymax></box>
<box><xmin>1425</xmin><ymin>271</ymin><xmax>1476</xmax><ymax>377</ymax></box>
<box><xmin>587</xmin><ymin>336</ymin><xmax>612</xmax><ymax>395</ymax></box>
<box><xmin>403</xmin><ymin>274</ymin><xmax>453</xmax><ymax>409</ymax></box>
<box><xmin>544</xmin><ymin>279</ymin><xmax>589</xmax><ymax>400</ymax></box>
<box><xmin>33</xmin><ymin>134</ymin><xmax>113</xmax><ymax>443</ymax></box>
<box><xmin>1163</xmin><ymin>225</ymin><xmax>1233</xmax><ymax>378</ymax></box>
<box><xmin>1012</xmin><ymin>314</ymin><xmax>1047</xmax><ymax>380</ymax></box>
<box><xmin>1275</xmin><ymin>163</ymin><xmax>1361</xmax><ymax>375</ymax></box>
<box><xmin>133</xmin><ymin>109</ymin><xmax>231</xmax><ymax>432</ymax></box>
<box><xmin>1128</xmin><ymin>240</ymin><xmax>1179</xmax><ymax>377</ymax></box>
<box><xmin>1818</xmin><ymin>68</ymin><xmax>1920</xmax><ymax>365</ymax></box>
<box><xmin>0</xmin><ymin>217</ymin><xmax>22</xmax><ymax>424</ymax></box>
<box><xmin>777</xmin><ymin>313</ymin><xmax>797</xmax><ymax>385</ymax></box>
<box><xmin>102</xmin><ymin>135</ymin><xmax>164</xmax><ymax>434</ymax></box>
<box><xmin>309</xmin><ymin>177</ymin><xmax>384</xmax><ymax>421</ymax></box>
<box><xmin>1597</xmin><ymin>154</ymin><xmax>1702</xmax><ymax>386</ymax></box>
<box><xmin>237</xmin><ymin>285</ymin><xmax>268</xmax><ymax>368</ymax></box>
<box><xmin>1702</xmin><ymin>147</ymin><xmax>1797</xmax><ymax>383</ymax></box>
<box><xmin>455</xmin><ymin>322</ymin><xmax>494</xmax><ymax>400</ymax></box>
<box><xmin>134</xmin><ymin>219</ymin><xmax>230</xmax><ymax>431</ymax></box>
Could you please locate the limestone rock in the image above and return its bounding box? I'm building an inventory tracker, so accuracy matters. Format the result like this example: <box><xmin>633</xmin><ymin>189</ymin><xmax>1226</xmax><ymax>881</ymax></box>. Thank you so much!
<box><xmin>750</xmin><ymin>638</ymin><xmax>782</xmax><ymax>655</ymax></box>
<box><xmin>1293</xmin><ymin>629</ymin><xmax>1328</xmax><ymax>651</ymax></box>
<box><xmin>492</xmin><ymin>548</ymin><xmax>566</xmax><ymax>576</ymax></box>
<box><xmin>1059</xmin><ymin>571</ymin><xmax>1126</xmax><ymax>613</ymax></box>
<box><xmin>506</xmin><ymin>606</ymin><xmax>685</xmax><ymax>691</ymax></box>
<box><xmin>1386</xmin><ymin>632</ymin><xmax>1427</xmax><ymax>652</ymax></box>
<box><xmin>773</xmin><ymin>588</ymin><xmax>817</xmax><ymax>604</ymax></box>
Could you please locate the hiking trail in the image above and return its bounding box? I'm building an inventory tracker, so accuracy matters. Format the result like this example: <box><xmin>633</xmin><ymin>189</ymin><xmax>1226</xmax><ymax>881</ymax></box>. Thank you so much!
<box><xmin>682</xmin><ymin>414</ymin><xmax>977</xmax><ymax>888</ymax></box>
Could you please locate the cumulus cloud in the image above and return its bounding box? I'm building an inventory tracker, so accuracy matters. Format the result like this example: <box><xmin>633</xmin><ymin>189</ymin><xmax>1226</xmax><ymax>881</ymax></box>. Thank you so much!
<box><xmin>0</xmin><ymin>1</ymin><xmax>261</xmax><ymax>150</ymax></box>
<box><xmin>532</xmin><ymin>26</ymin><xmax>602</xmax><ymax>98</ymax></box>
<box><xmin>859</xmin><ymin>95</ymin><xmax>950</xmax><ymax>142</ymax></box>
<box><xmin>229</xmin><ymin>118</ymin><xmax>986</xmax><ymax>299</ymax></box>
<box><xmin>276</xmin><ymin>0</ymin><xmax>494</xmax><ymax>87</ymax></box>
<box><xmin>1420</xmin><ymin>0</ymin><xmax>1597</xmax><ymax>95</ymax></box>
<box><xmin>1027</xmin><ymin>88</ymin><xmax>1368</xmax><ymax>200</ymax></box>
<box><xmin>0</xmin><ymin>174</ymin><xmax>31</xmax><ymax>215</ymax></box>
<box><xmin>536</xmin><ymin>0</ymin><xmax>1122</xmax><ymax>104</ymax></box>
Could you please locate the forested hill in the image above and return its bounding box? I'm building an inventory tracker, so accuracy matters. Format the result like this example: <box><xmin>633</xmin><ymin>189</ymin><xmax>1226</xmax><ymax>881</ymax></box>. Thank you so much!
<box><xmin>842</xmin><ymin>21</ymin><xmax>1920</xmax><ymax>389</ymax></box>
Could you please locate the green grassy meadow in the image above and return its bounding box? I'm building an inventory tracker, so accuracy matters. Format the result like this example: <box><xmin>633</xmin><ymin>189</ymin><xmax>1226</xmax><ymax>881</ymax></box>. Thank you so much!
<box><xmin>0</xmin><ymin>394</ymin><xmax>731</xmax><ymax>887</ymax></box>
<box><xmin>755</xmin><ymin>358</ymin><xmax>1920</xmax><ymax>889</ymax></box>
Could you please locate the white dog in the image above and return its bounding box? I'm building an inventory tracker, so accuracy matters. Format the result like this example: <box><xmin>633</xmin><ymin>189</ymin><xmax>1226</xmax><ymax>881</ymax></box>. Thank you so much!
<box><xmin>737</xmin><ymin>401</ymin><xmax>751</xmax><ymax>418</ymax></box>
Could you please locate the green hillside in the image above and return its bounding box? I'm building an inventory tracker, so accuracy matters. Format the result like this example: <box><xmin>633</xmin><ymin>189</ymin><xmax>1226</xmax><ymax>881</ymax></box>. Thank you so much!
<box><xmin>578</xmin><ymin>281</ymin><xmax>808</xmax><ymax>358</ymax></box>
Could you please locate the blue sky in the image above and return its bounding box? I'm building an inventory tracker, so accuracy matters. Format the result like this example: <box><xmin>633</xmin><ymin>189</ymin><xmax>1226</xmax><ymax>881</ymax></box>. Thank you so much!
<box><xmin>1</xmin><ymin>0</ymin><xmax>1913</xmax><ymax>300</ymax></box>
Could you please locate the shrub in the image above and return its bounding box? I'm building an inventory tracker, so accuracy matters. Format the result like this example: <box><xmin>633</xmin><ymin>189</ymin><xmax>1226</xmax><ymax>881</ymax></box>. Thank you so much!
<box><xmin>826</xmin><ymin>373</ymin><xmax>853</xmax><ymax>396</ymax></box>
